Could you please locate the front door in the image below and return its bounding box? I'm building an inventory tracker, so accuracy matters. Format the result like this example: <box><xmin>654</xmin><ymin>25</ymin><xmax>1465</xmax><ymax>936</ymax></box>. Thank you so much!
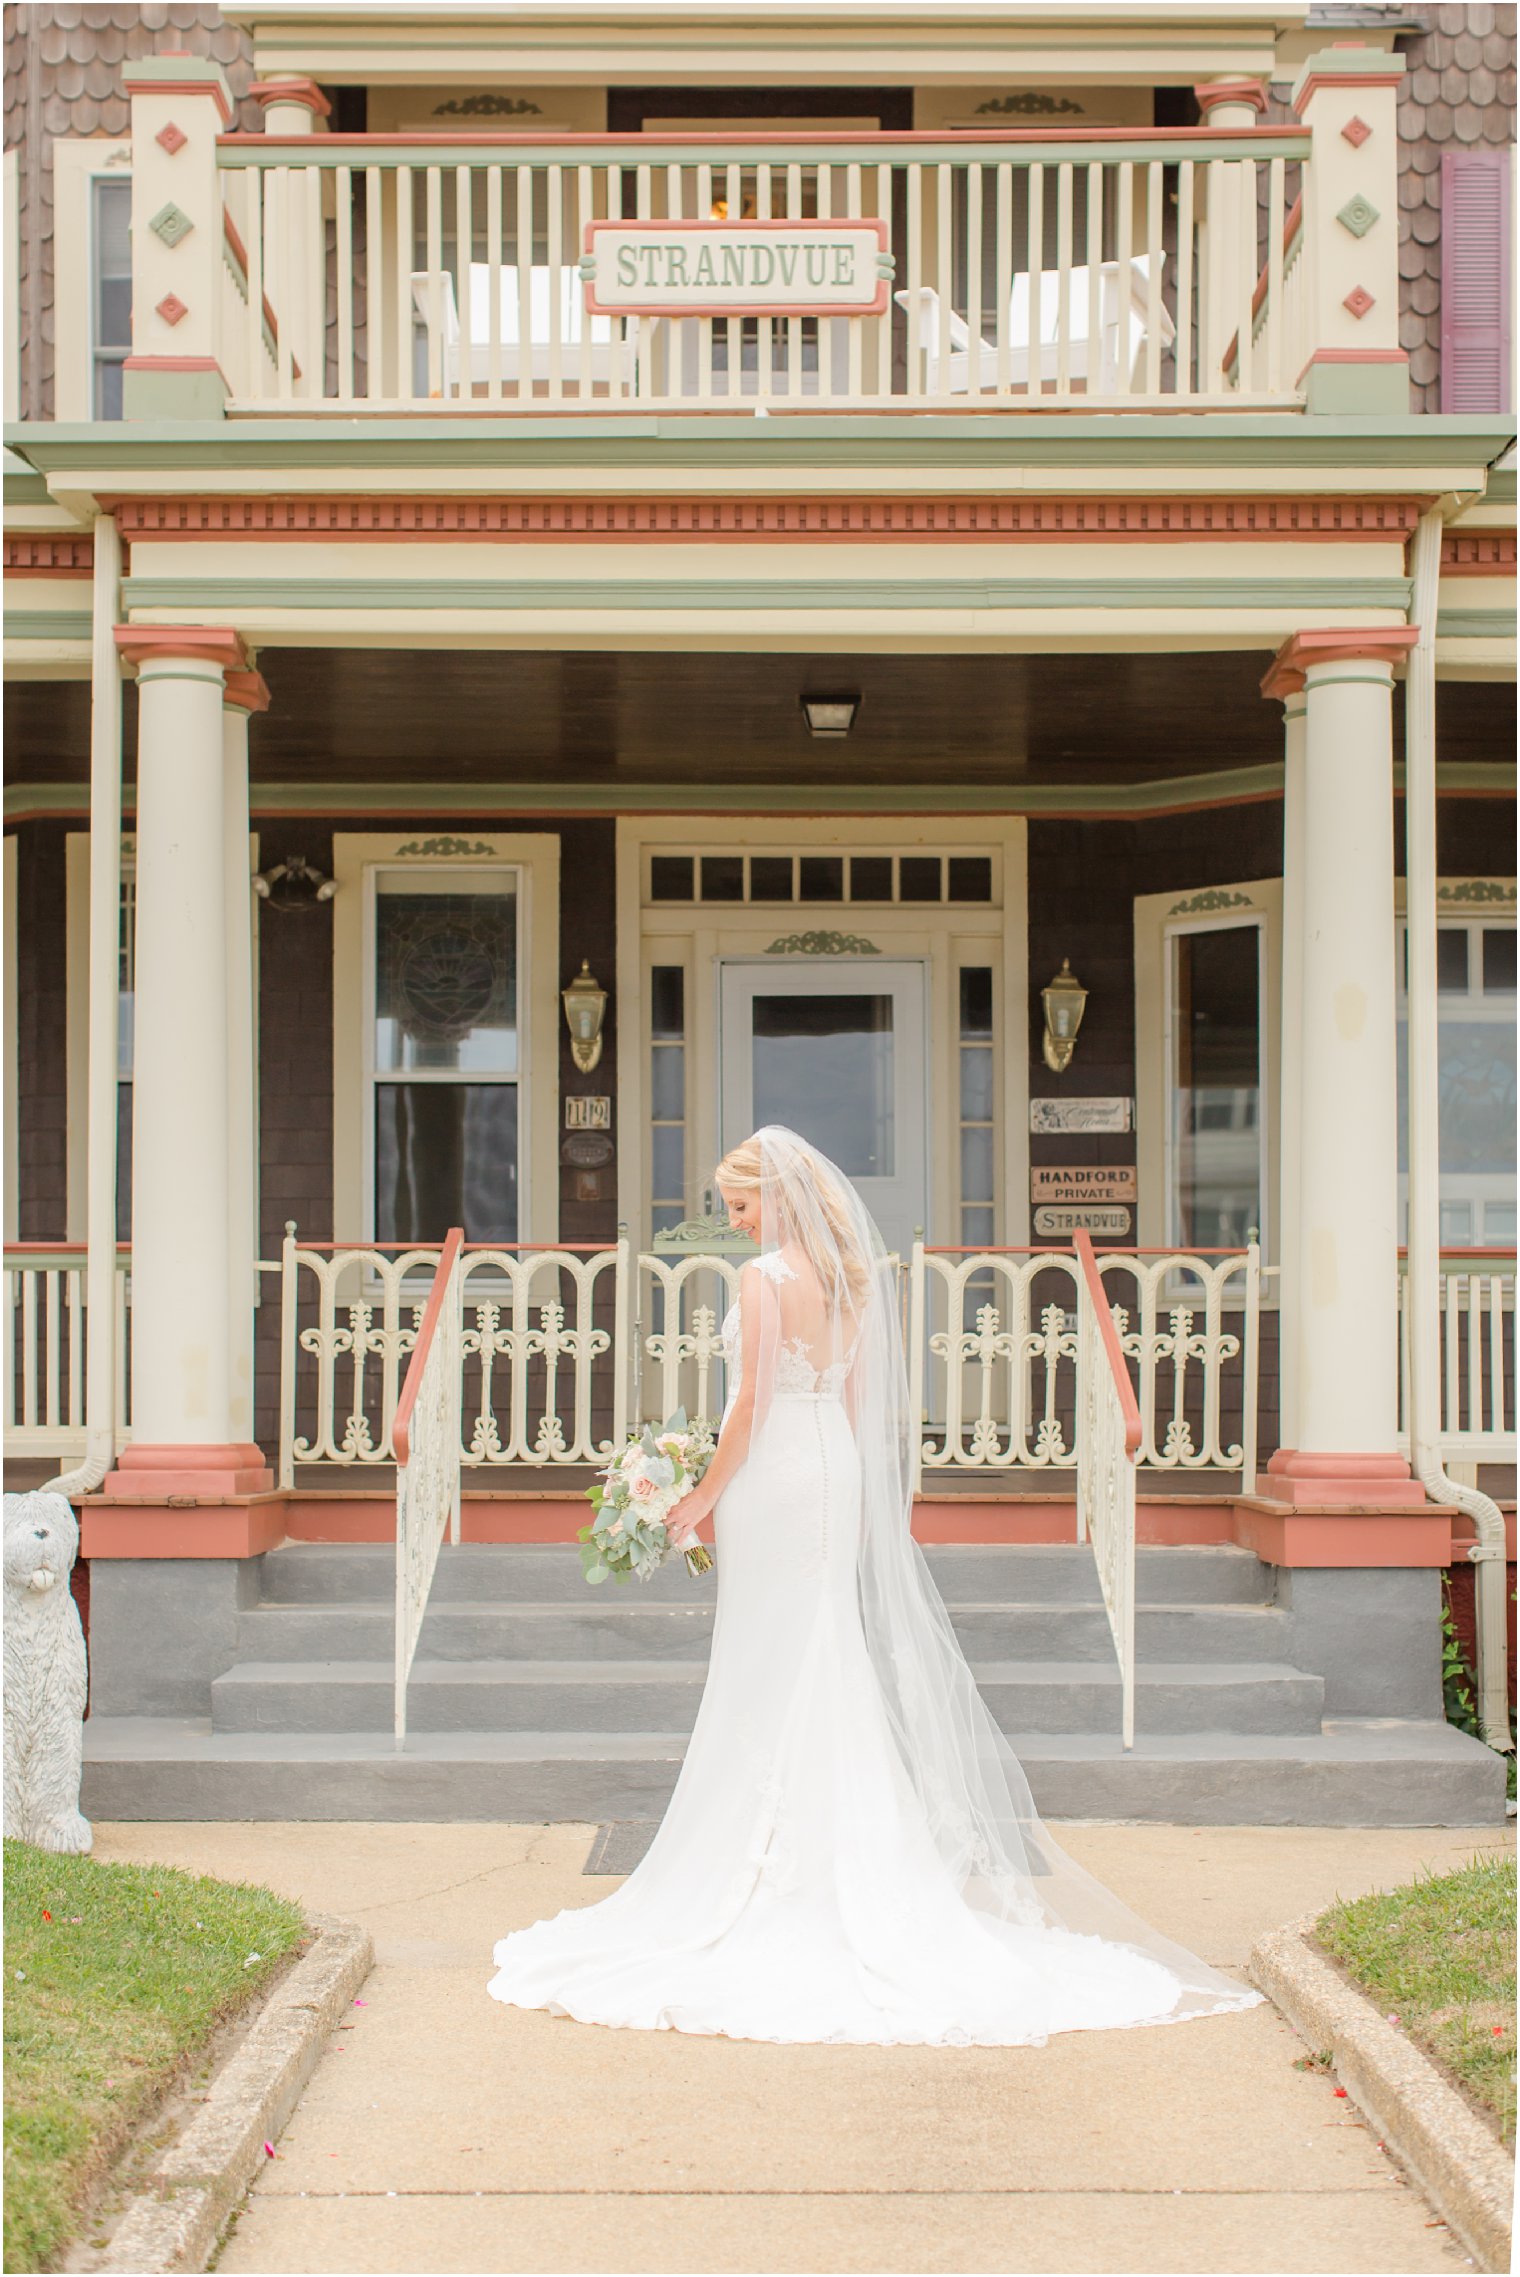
<box><xmin>719</xmin><ymin>960</ymin><xmax>928</xmax><ymax>1257</ymax></box>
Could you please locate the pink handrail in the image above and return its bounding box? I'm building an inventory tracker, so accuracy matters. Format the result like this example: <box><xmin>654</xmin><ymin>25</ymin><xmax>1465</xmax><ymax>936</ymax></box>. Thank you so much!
<box><xmin>391</xmin><ymin>1226</ymin><xmax>463</xmax><ymax>1468</ymax></box>
<box><xmin>1073</xmin><ymin>1229</ymin><xmax>1143</xmax><ymax>1458</ymax></box>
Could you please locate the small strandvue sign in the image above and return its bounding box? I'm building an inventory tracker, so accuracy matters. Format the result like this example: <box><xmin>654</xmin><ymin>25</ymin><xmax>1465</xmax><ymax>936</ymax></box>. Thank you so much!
<box><xmin>581</xmin><ymin>219</ymin><xmax>892</xmax><ymax>317</ymax></box>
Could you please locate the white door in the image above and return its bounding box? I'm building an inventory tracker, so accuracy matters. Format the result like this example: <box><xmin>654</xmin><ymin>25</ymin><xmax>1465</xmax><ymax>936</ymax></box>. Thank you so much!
<box><xmin>719</xmin><ymin>960</ymin><xmax>928</xmax><ymax>1257</ymax></box>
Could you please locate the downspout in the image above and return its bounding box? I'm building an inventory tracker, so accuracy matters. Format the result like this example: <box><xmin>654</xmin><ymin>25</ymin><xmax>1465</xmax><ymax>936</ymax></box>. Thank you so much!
<box><xmin>1404</xmin><ymin>505</ymin><xmax>1511</xmax><ymax>1752</ymax></box>
<box><xmin>44</xmin><ymin>512</ymin><xmax>123</xmax><ymax>1501</ymax></box>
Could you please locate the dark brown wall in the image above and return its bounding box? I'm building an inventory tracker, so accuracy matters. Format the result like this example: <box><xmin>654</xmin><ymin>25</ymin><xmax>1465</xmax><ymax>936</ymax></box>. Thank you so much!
<box><xmin>10</xmin><ymin>821</ymin><xmax>69</xmax><ymax>1238</ymax></box>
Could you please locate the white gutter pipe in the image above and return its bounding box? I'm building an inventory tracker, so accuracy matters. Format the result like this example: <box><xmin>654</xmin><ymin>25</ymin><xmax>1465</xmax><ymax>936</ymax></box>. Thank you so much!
<box><xmin>44</xmin><ymin>512</ymin><xmax>122</xmax><ymax>1502</ymax></box>
<box><xmin>1404</xmin><ymin>504</ymin><xmax>1511</xmax><ymax>1753</ymax></box>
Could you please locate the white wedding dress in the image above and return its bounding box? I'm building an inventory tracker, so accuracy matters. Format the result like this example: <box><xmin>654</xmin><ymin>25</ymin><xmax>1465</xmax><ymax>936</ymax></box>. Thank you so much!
<box><xmin>489</xmin><ymin>1131</ymin><xmax>1260</xmax><ymax>2047</ymax></box>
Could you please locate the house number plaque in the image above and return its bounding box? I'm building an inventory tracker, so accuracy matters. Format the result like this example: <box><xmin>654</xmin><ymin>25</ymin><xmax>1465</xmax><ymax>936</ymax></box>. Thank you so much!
<box><xmin>1030</xmin><ymin>1166</ymin><xmax>1137</xmax><ymax>1204</ymax></box>
<box><xmin>565</xmin><ymin>1096</ymin><xmax>611</xmax><ymax>1131</ymax></box>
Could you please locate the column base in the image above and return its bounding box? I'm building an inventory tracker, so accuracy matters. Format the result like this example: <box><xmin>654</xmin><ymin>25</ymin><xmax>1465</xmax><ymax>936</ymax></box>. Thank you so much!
<box><xmin>1263</xmin><ymin>1448</ymin><xmax>1429</xmax><ymax>1509</ymax></box>
<box><xmin>100</xmin><ymin>1442</ymin><xmax>275</xmax><ymax>1498</ymax></box>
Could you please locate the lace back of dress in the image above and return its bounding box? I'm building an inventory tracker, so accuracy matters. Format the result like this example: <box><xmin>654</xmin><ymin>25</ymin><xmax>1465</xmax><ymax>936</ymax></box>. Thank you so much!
<box><xmin>757</xmin><ymin>1250</ymin><xmax>859</xmax><ymax>1397</ymax></box>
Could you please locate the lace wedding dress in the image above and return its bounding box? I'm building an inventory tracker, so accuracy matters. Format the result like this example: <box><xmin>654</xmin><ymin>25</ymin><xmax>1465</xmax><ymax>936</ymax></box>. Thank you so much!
<box><xmin>488</xmin><ymin>1129</ymin><xmax>1260</xmax><ymax>2048</ymax></box>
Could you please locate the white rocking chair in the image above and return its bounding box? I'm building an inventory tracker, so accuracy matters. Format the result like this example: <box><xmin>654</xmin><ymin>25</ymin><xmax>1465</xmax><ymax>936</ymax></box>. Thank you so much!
<box><xmin>896</xmin><ymin>254</ymin><xmax>1175</xmax><ymax>396</ymax></box>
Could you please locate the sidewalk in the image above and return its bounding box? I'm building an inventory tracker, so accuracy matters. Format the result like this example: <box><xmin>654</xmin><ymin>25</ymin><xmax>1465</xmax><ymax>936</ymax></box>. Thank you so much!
<box><xmin>90</xmin><ymin>1820</ymin><xmax>1512</xmax><ymax>2275</ymax></box>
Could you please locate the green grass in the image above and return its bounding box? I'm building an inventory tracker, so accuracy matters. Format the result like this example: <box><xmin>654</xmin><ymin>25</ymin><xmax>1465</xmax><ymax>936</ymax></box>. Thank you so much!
<box><xmin>1315</xmin><ymin>1852</ymin><xmax>1517</xmax><ymax>2146</ymax></box>
<box><xmin>3</xmin><ymin>1840</ymin><xmax>307</xmax><ymax>2274</ymax></box>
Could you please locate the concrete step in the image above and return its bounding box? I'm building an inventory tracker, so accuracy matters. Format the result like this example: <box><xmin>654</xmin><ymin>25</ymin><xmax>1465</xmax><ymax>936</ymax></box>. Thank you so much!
<box><xmin>236</xmin><ymin>1596</ymin><xmax>1289</xmax><ymax>1666</ymax></box>
<box><xmin>81</xmin><ymin>1715</ymin><xmax>1509</xmax><ymax>1828</ymax></box>
<box><xmin>256</xmin><ymin>1539</ymin><xmax>1273</xmax><ymax>1609</ymax></box>
<box><xmin>209</xmin><ymin>1656</ymin><xmax>1324</xmax><ymax>1738</ymax></box>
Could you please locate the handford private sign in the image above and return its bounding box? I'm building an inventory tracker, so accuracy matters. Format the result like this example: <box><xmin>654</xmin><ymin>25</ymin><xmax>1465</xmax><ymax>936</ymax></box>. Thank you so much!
<box><xmin>1029</xmin><ymin>1166</ymin><xmax>1138</xmax><ymax>1204</ymax></box>
<box><xmin>581</xmin><ymin>219</ymin><xmax>892</xmax><ymax>317</ymax></box>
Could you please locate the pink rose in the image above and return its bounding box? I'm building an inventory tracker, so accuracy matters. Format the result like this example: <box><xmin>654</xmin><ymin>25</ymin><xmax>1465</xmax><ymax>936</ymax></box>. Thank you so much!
<box><xmin>631</xmin><ymin>1475</ymin><xmax>657</xmax><ymax>1500</ymax></box>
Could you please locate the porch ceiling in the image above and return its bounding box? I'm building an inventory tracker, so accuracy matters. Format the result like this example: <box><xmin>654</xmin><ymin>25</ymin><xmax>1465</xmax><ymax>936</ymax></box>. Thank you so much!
<box><xmin>5</xmin><ymin>650</ymin><xmax>1516</xmax><ymax>800</ymax></box>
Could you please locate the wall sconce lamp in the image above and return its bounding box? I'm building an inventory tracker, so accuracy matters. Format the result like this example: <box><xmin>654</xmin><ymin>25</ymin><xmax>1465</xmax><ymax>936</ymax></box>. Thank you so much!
<box><xmin>251</xmin><ymin>853</ymin><xmax>336</xmax><ymax>910</ymax></box>
<box><xmin>800</xmin><ymin>693</ymin><xmax>861</xmax><ymax>739</ymax></box>
<box><xmin>1041</xmin><ymin>959</ymin><xmax>1089</xmax><ymax>1074</ymax></box>
<box><xmin>562</xmin><ymin>959</ymin><xmax>608</xmax><ymax>1072</ymax></box>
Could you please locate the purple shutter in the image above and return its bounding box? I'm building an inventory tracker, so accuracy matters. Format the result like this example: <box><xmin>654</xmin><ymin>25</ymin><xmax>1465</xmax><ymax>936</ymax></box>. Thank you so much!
<box><xmin>1440</xmin><ymin>148</ymin><xmax>1512</xmax><ymax>414</ymax></box>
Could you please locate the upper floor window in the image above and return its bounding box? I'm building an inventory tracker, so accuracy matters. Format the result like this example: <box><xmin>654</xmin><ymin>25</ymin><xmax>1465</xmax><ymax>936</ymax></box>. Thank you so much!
<box><xmin>92</xmin><ymin>177</ymin><xmax>131</xmax><ymax>420</ymax></box>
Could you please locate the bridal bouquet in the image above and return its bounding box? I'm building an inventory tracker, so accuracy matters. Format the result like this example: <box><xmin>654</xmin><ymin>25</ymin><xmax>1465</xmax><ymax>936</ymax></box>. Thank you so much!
<box><xmin>579</xmin><ymin>1410</ymin><xmax>716</xmax><ymax>1585</ymax></box>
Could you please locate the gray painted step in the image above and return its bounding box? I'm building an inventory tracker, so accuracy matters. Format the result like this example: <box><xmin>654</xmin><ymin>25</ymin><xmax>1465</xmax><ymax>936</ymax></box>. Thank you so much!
<box><xmin>235</xmin><ymin>1597</ymin><xmax>1290</xmax><ymax>1666</ymax></box>
<box><xmin>209</xmin><ymin>1656</ymin><xmax>1324</xmax><ymax>1738</ymax></box>
<box><xmin>257</xmin><ymin>1540</ymin><xmax>1272</xmax><ymax>1608</ymax></box>
<box><xmin>81</xmin><ymin>1715</ymin><xmax>1508</xmax><ymax>1828</ymax></box>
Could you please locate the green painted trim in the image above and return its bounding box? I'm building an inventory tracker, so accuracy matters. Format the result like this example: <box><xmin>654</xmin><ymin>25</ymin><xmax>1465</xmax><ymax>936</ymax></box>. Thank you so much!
<box><xmin>121</xmin><ymin>366</ymin><xmax>229</xmax><ymax>423</ymax></box>
<box><xmin>123</xmin><ymin>54</ymin><xmax>232</xmax><ymax>96</ymax></box>
<box><xmin>1485</xmin><ymin>471</ymin><xmax>1517</xmax><ymax>508</ymax></box>
<box><xmin>122</xmin><ymin>574</ymin><xmax>1413</xmax><ymax>613</ymax></box>
<box><xmin>4</xmin><ymin>612</ymin><xmax>90</xmax><ymax>642</ymax></box>
<box><xmin>1302</xmin><ymin>361</ymin><xmax>1411</xmax><ymax>419</ymax></box>
<box><xmin>7</xmin><ymin>414</ymin><xmax>1515</xmax><ymax>480</ymax></box>
<box><xmin>1437</xmin><ymin>609</ymin><xmax>1517</xmax><ymax>639</ymax></box>
<box><xmin>221</xmin><ymin>132</ymin><xmax>1312</xmax><ymax>171</ymax></box>
<box><xmin>6</xmin><ymin>762</ymin><xmax>1510</xmax><ymax>826</ymax></box>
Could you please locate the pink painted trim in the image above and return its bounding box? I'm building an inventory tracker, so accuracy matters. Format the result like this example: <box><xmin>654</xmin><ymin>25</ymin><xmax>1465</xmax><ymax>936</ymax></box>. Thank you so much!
<box><xmin>1294</xmin><ymin>347</ymin><xmax>1409</xmax><ymax>390</ymax></box>
<box><xmin>1221</xmin><ymin>194</ymin><xmax>1305</xmax><ymax>372</ymax></box>
<box><xmin>124</xmin><ymin>71</ymin><xmax>232</xmax><ymax>128</ymax></box>
<box><xmin>1260</xmin><ymin>656</ymin><xmax>1306</xmax><ymax>702</ymax></box>
<box><xmin>1442</xmin><ymin>532</ymin><xmax>1517</xmax><ymax>576</ymax></box>
<box><xmin>222</xmin><ymin>212</ymin><xmax>297</xmax><ymax>374</ymax></box>
<box><xmin>113</xmin><ymin>624</ymin><xmax>250</xmax><ymax>672</ymax></box>
<box><xmin>223</xmin><ymin>126</ymin><xmax>1313</xmax><ymax>152</ymax></box>
<box><xmin>1194</xmin><ymin>80</ymin><xmax>1269</xmax><ymax>115</ymax></box>
<box><xmin>1271</xmin><ymin>625</ymin><xmax>1420</xmax><ymax>679</ymax></box>
<box><xmin>581</xmin><ymin>216</ymin><xmax>891</xmax><ymax>319</ymax></box>
<box><xmin>250</xmin><ymin>77</ymin><xmax>333</xmax><ymax>120</ymax></box>
<box><xmin>1294</xmin><ymin>71</ymin><xmax>1404</xmax><ymax>114</ymax></box>
<box><xmin>222</xmin><ymin>668</ymin><xmax>271</xmax><ymax>715</ymax></box>
<box><xmin>3</xmin><ymin>537</ymin><xmax>94</xmax><ymax>577</ymax></box>
<box><xmin>1073</xmin><ymin>1228</ymin><xmax>1143</xmax><ymax>1457</ymax></box>
<box><xmin>392</xmin><ymin>1225</ymin><xmax>463</xmax><ymax>1467</ymax></box>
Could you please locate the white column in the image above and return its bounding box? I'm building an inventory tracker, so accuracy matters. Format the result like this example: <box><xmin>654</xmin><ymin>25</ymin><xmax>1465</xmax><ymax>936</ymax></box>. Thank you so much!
<box><xmin>104</xmin><ymin>630</ymin><xmax>271</xmax><ymax>1497</ymax></box>
<box><xmin>1275</xmin><ymin>678</ymin><xmax>1307</xmax><ymax>1451</ymax></box>
<box><xmin>1266</xmin><ymin>628</ymin><xmax>1423</xmax><ymax>1505</ymax></box>
<box><xmin>222</xmin><ymin>671</ymin><xmax>268</xmax><ymax>1446</ymax></box>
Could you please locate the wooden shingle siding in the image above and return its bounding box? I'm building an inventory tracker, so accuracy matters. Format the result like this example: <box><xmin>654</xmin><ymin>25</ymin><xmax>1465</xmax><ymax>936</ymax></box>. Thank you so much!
<box><xmin>2</xmin><ymin>4</ymin><xmax>260</xmax><ymax>422</ymax></box>
<box><xmin>1396</xmin><ymin>2</ymin><xmax>1517</xmax><ymax>411</ymax></box>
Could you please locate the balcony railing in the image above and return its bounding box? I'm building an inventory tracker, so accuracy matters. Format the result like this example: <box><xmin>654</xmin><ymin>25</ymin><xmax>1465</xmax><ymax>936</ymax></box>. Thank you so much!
<box><xmin>210</xmin><ymin>126</ymin><xmax>1315</xmax><ymax>414</ymax></box>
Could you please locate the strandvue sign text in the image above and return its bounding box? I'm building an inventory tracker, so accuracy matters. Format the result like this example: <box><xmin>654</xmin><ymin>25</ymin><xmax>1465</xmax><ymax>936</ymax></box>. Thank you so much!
<box><xmin>582</xmin><ymin>219</ymin><xmax>892</xmax><ymax>317</ymax></box>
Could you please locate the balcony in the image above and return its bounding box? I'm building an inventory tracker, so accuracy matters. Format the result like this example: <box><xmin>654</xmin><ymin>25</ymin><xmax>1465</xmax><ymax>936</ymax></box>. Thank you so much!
<box><xmin>115</xmin><ymin>51</ymin><xmax>1411</xmax><ymax>426</ymax></box>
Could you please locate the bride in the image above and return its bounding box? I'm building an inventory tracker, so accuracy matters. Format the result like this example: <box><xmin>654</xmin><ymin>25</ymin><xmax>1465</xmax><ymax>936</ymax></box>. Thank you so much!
<box><xmin>488</xmin><ymin>1125</ymin><xmax>1260</xmax><ymax>2047</ymax></box>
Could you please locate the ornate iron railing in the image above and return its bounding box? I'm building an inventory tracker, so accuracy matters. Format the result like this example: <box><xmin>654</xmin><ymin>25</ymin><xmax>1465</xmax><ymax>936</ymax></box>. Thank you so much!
<box><xmin>1074</xmin><ymin>1229</ymin><xmax>1143</xmax><ymax>1750</ymax></box>
<box><xmin>392</xmin><ymin>1226</ymin><xmax>464</xmax><ymax>1743</ymax></box>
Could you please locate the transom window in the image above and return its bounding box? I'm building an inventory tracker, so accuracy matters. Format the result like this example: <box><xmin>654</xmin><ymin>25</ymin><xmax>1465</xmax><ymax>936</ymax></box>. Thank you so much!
<box><xmin>1397</xmin><ymin>915</ymin><xmax>1517</xmax><ymax>1248</ymax></box>
<box><xmin>648</xmin><ymin>851</ymin><xmax>994</xmax><ymax>905</ymax></box>
<box><xmin>367</xmin><ymin>869</ymin><xmax>521</xmax><ymax>1243</ymax></box>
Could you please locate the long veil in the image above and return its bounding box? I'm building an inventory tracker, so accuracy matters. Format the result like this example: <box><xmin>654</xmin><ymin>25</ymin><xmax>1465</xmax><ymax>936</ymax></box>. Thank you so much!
<box><xmin>747</xmin><ymin>1124</ymin><xmax>1257</xmax><ymax>2023</ymax></box>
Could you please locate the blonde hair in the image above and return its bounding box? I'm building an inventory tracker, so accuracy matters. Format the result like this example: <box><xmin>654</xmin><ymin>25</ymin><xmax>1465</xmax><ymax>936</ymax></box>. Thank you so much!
<box><xmin>715</xmin><ymin>1133</ymin><xmax>871</xmax><ymax>1310</ymax></box>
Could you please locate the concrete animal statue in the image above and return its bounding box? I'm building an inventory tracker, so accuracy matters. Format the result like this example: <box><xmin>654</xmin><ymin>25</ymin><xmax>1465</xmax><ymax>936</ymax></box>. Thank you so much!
<box><xmin>3</xmin><ymin>1491</ymin><xmax>92</xmax><ymax>1853</ymax></box>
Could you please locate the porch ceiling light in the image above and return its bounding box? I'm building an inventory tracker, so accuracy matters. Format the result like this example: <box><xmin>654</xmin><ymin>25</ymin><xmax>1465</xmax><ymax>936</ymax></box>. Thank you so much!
<box><xmin>1041</xmin><ymin>960</ymin><xmax>1088</xmax><ymax>1074</ymax></box>
<box><xmin>801</xmin><ymin>694</ymin><xmax>861</xmax><ymax>739</ymax></box>
<box><xmin>563</xmin><ymin>959</ymin><xmax>608</xmax><ymax>1073</ymax></box>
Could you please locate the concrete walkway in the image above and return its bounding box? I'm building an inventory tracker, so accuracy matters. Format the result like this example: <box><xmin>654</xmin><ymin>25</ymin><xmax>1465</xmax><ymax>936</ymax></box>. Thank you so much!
<box><xmin>92</xmin><ymin>1821</ymin><xmax>1512</xmax><ymax>2275</ymax></box>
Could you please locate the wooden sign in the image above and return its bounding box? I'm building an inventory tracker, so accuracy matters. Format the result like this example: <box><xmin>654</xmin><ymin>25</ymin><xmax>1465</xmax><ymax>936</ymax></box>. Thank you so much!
<box><xmin>1030</xmin><ymin>1166</ymin><xmax>1137</xmax><ymax>1203</ymax></box>
<box><xmin>583</xmin><ymin>219</ymin><xmax>891</xmax><ymax>317</ymax></box>
<box><xmin>1034</xmin><ymin>1205</ymin><xmax>1133</xmax><ymax>1239</ymax></box>
<box><xmin>1029</xmin><ymin>1097</ymin><xmax>1132</xmax><ymax>1135</ymax></box>
<box><xmin>565</xmin><ymin>1096</ymin><xmax>611</xmax><ymax>1131</ymax></box>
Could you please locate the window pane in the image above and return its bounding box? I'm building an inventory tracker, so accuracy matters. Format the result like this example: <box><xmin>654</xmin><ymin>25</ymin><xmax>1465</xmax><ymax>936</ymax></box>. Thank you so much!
<box><xmin>959</xmin><ymin>967</ymin><xmax>993</xmax><ymax>1038</ymax></box>
<box><xmin>1484</xmin><ymin>1201</ymin><xmax>1517</xmax><ymax>1244</ymax></box>
<box><xmin>1171</xmin><ymin>925</ymin><xmax>1260</xmax><ymax>1248</ymax></box>
<box><xmin>700</xmin><ymin>855</ymin><xmax>744</xmax><ymax>902</ymax></box>
<box><xmin>94</xmin><ymin>180</ymin><xmax>131</xmax><ymax>345</ymax></box>
<box><xmin>960</xmin><ymin>1043</ymin><xmax>994</xmax><ymax>1123</ymax></box>
<box><xmin>650</xmin><ymin>965</ymin><xmax>684</xmax><ymax>1039</ymax></box>
<box><xmin>749</xmin><ymin>856</ymin><xmax>793</xmax><ymax>901</ymax></box>
<box><xmin>651</xmin><ymin>1042</ymin><xmax>684</xmax><ymax>1120</ymax></box>
<box><xmin>1483</xmin><ymin>928</ymin><xmax>1517</xmax><ymax>996</ymax></box>
<box><xmin>961</xmin><ymin>1204</ymin><xmax>996</xmax><ymax>1250</ymax></box>
<box><xmin>1439</xmin><ymin>1199</ymin><xmax>1474</xmax><ymax>1247</ymax></box>
<box><xmin>961</xmin><ymin>1123</ymin><xmax>995</xmax><ymax>1204</ymax></box>
<box><xmin>1438</xmin><ymin>929</ymin><xmax>1470</xmax><ymax>992</ymax></box>
<box><xmin>798</xmin><ymin>855</ymin><xmax>844</xmax><ymax>902</ymax></box>
<box><xmin>948</xmin><ymin>856</ymin><xmax>993</xmax><ymax>902</ymax></box>
<box><xmin>850</xmin><ymin>856</ymin><xmax>893</xmax><ymax>901</ymax></box>
<box><xmin>751</xmin><ymin>992</ymin><xmax>894</xmax><ymax>1175</ymax></box>
<box><xmin>95</xmin><ymin>358</ymin><xmax>124</xmax><ymax>421</ymax></box>
<box><xmin>375</xmin><ymin>1082</ymin><xmax>518</xmax><ymax>1242</ymax></box>
<box><xmin>899</xmin><ymin>856</ymin><xmax>942</xmax><ymax>902</ymax></box>
<box><xmin>374</xmin><ymin>888</ymin><xmax>517</xmax><ymax>1074</ymax></box>
<box><xmin>651</xmin><ymin>1122</ymin><xmax>684</xmax><ymax>1202</ymax></box>
<box><xmin>650</xmin><ymin>855</ymin><xmax>693</xmax><ymax>902</ymax></box>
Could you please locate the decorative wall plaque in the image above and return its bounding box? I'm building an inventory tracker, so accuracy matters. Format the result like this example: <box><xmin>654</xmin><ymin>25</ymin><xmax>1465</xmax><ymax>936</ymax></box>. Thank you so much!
<box><xmin>1034</xmin><ymin>1205</ymin><xmax>1133</xmax><ymax>1238</ymax></box>
<box><xmin>582</xmin><ymin>220</ymin><xmax>892</xmax><ymax>318</ymax></box>
<box><xmin>565</xmin><ymin>1096</ymin><xmax>612</xmax><ymax>1131</ymax></box>
<box><xmin>1030</xmin><ymin>1166</ymin><xmax>1138</xmax><ymax>1203</ymax></box>
<box><xmin>561</xmin><ymin>1133</ymin><xmax>614</xmax><ymax>1169</ymax></box>
<box><xmin>1029</xmin><ymin>1097</ymin><xmax>1133</xmax><ymax>1135</ymax></box>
